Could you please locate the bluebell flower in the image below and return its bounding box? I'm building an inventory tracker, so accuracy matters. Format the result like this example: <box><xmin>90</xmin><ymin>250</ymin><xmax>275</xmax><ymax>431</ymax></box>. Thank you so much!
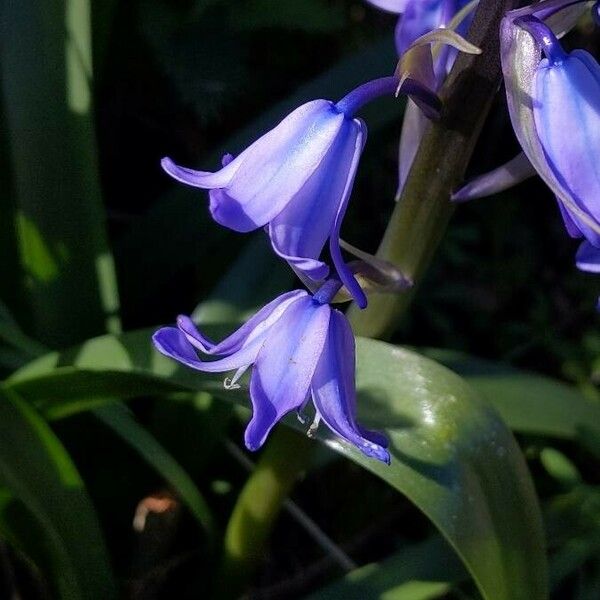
<box><xmin>365</xmin><ymin>0</ymin><xmax>473</xmax><ymax>63</ymax></box>
<box><xmin>365</xmin><ymin>0</ymin><xmax>474</xmax><ymax>195</ymax></box>
<box><xmin>163</xmin><ymin>77</ymin><xmax>438</xmax><ymax>308</ymax></box>
<box><xmin>529</xmin><ymin>25</ymin><xmax>600</xmax><ymax>244</ymax></box>
<box><xmin>152</xmin><ymin>285</ymin><xmax>390</xmax><ymax>464</ymax></box>
<box><xmin>499</xmin><ymin>11</ymin><xmax>600</xmax><ymax>245</ymax></box>
<box><xmin>162</xmin><ymin>100</ymin><xmax>365</xmax><ymax>303</ymax></box>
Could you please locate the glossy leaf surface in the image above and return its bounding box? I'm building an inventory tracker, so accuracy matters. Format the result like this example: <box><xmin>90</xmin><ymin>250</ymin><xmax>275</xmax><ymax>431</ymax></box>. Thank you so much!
<box><xmin>9</xmin><ymin>329</ymin><xmax>547</xmax><ymax>600</ymax></box>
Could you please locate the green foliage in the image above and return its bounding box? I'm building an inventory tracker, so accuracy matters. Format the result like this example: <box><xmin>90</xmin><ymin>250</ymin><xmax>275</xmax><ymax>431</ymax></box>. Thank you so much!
<box><xmin>8</xmin><ymin>330</ymin><xmax>548</xmax><ymax>600</ymax></box>
<box><xmin>0</xmin><ymin>0</ymin><xmax>598</xmax><ymax>597</ymax></box>
<box><xmin>0</xmin><ymin>387</ymin><xmax>115</xmax><ymax>599</ymax></box>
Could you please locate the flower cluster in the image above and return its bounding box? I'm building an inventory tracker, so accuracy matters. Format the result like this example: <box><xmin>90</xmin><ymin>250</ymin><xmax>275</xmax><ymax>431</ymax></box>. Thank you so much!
<box><xmin>454</xmin><ymin>0</ymin><xmax>600</xmax><ymax>306</ymax></box>
<box><xmin>154</xmin><ymin>0</ymin><xmax>600</xmax><ymax>463</ymax></box>
<box><xmin>153</xmin><ymin>5</ymin><xmax>456</xmax><ymax>464</ymax></box>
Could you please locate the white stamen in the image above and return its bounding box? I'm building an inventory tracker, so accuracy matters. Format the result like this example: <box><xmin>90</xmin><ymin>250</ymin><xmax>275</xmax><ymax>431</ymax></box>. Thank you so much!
<box><xmin>307</xmin><ymin>413</ymin><xmax>322</xmax><ymax>438</ymax></box>
<box><xmin>223</xmin><ymin>365</ymin><xmax>248</xmax><ymax>390</ymax></box>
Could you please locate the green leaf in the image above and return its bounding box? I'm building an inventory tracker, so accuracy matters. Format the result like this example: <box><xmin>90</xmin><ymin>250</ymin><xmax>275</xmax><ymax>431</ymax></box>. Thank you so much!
<box><xmin>306</xmin><ymin>535</ymin><xmax>466</xmax><ymax>600</ymax></box>
<box><xmin>1</xmin><ymin>0</ymin><xmax>120</xmax><ymax>346</ymax></box>
<box><xmin>94</xmin><ymin>403</ymin><xmax>216</xmax><ymax>539</ymax></box>
<box><xmin>424</xmin><ymin>348</ymin><xmax>600</xmax><ymax>439</ymax></box>
<box><xmin>540</xmin><ymin>448</ymin><xmax>581</xmax><ymax>487</ymax></box>
<box><xmin>8</xmin><ymin>330</ymin><xmax>547</xmax><ymax>600</ymax></box>
<box><xmin>0</xmin><ymin>386</ymin><xmax>116</xmax><ymax>599</ymax></box>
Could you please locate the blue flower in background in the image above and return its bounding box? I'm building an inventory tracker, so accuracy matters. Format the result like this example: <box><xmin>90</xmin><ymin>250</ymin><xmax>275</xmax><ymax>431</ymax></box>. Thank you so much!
<box><xmin>153</xmin><ymin>286</ymin><xmax>390</xmax><ymax>464</ymax></box>
<box><xmin>365</xmin><ymin>0</ymin><xmax>473</xmax><ymax>59</ymax></box>
<box><xmin>162</xmin><ymin>99</ymin><xmax>367</xmax><ymax>306</ymax></box>
<box><xmin>504</xmin><ymin>15</ymin><xmax>600</xmax><ymax>304</ymax></box>
<box><xmin>528</xmin><ymin>21</ymin><xmax>600</xmax><ymax>246</ymax></box>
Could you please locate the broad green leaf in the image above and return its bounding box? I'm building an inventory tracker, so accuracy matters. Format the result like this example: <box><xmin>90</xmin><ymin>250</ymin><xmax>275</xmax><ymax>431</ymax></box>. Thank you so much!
<box><xmin>2</xmin><ymin>0</ymin><xmax>120</xmax><ymax>346</ymax></box>
<box><xmin>0</xmin><ymin>386</ymin><xmax>116</xmax><ymax>599</ymax></box>
<box><xmin>9</xmin><ymin>330</ymin><xmax>547</xmax><ymax>600</ymax></box>
<box><xmin>425</xmin><ymin>348</ymin><xmax>600</xmax><ymax>439</ymax></box>
<box><xmin>94</xmin><ymin>403</ymin><xmax>216</xmax><ymax>539</ymax></box>
<box><xmin>306</xmin><ymin>535</ymin><xmax>466</xmax><ymax>600</ymax></box>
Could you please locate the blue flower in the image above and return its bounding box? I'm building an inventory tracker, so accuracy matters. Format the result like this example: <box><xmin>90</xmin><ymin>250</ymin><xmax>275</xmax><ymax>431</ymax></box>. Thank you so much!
<box><xmin>530</xmin><ymin>31</ymin><xmax>600</xmax><ymax>245</ymax></box>
<box><xmin>500</xmin><ymin>13</ymin><xmax>600</xmax><ymax>246</ymax></box>
<box><xmin>152</xmin><ymin>288</ymin><xmax>390</xmax><ymax>463</ymax></box>
<box><xmin>163</xmin><ymin>99</ymin><xmax>367</xmax><ymax>306</ymax></box>
<box><xmin>364</xmin><ymin>0</ymin><xmax>473</xmax><ymax>60</ymax></box>
<box><xmin>162</xmin><ymin>77</ymin><xmax>438</xmax><ymax>308</ymax></box>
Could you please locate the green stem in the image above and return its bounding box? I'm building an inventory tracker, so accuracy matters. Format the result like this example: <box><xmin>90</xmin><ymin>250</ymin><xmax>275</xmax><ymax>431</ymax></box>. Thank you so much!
<box><xmin>215</xmin><ymin>428</ymin><xmax>314</xmax><ymax>598</ymax></box>
<box><xmin>348</xmin><ymin>0</ymin><xmax>525</xmax><ymax>338</ymax></box>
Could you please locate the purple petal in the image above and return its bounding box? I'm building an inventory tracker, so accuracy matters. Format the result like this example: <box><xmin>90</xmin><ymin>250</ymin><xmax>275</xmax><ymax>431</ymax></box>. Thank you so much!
<box><xmin>176</xmin><ymin>290</ymin><xmax>307</xmax><ymax>355</ymax></box>
<box><xmin>501</xmin><ymin>16</ymin><xmax>600</xmax><ymax>242</ymax></box>
<box><xmin>364</xmin><ymin>0</ymin><xmax>409</xmax><ymax>14</ymax></box>
<box><xmin>161</xmin><ymin>156</ymin><xmax>240</xmax><ymax>189</ymax></box>
<box><xmin>533</xmin><ymin>50</ymin><xmax>600</xmax><ymax>227</ymax></box>
<box><xmin>268</xmin><ymin>119</ymin><xmax>364</xmax><ymax>282</ymax></box>
<box><xmin>576</xmin><ymin>241</ymin><xmax>600</xmax><ymax>274</ymax></box>
<box><xmin>395</xmin><ymin>0</ymin><xmax>446</xmax><ymax>56</ymax></box>
<box><xmin>557</xmin><ymin>198</ymin><xmax>584</xmax><ymax>239</ymax></box>
<box><xmin>311</xmin><ymin>310</ymin><xmax>390</xmax><ymax>464</ymax></box>
<box><xmin>153</xmin><ymin>327</ymin><xmax>260</xmax><ymax>373</ymax></box>
<box><xmin>452</xmin><ymin>153</ymin><xmax>536</xmax><ymax>202</ymax></box>
<box><xmin>214</xmin><ymin>100</ymin><xmax>345</xmax><ymax>231</ymax></box>
<box><xmin>244</xmin><ymin>297</ymin><xmax>330</xmax><ymax>451</ymax></box>
<box><xmin>330</xmin><ymin>119</ymin><xmax>368</xmax><ymax>308</ymax></box>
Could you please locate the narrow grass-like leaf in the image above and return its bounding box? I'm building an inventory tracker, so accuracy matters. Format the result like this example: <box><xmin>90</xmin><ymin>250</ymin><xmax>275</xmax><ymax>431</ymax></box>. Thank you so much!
<box><xmin>0</xmin><ymin>386</ymin><xmax>116</xmax><ymax>599</ymax></box>
<box><xmin>1</xmin><ymin>0</ymin><xmax>120</xmax><ymax>346</ymax></box>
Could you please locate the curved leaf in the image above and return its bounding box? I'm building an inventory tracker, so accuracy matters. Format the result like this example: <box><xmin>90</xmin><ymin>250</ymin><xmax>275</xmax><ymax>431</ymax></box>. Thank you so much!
<box><xmin>8</xmin><ymin>329</ymin><xmax>547</xmax><ymax>600</ymax></box>
<box><xmin>424</xmin><ymin>348</ymin><xmax>600</xmax><ymax>439</ymax></box>
<box><xmin>0</xmin><ymin>386</ymin><xmax>116</xmax><ymax>599</ymax></box>
<box><xmin>306</xmin><ymin>535</ymin><xmax>466</xmax><ymax>600</ymax></box>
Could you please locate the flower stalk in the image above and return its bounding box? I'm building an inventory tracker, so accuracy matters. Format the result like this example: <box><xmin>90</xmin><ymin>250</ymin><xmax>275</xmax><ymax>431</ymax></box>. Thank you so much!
<box><xmin>214</xmin><ymin>428</ymin><xmax>314</xmax><ymax>599</ymax></box>
<box><xmin>348</xmin><ymin>0</ymin><xmax>526</xmax><ymax>338</ymax></box>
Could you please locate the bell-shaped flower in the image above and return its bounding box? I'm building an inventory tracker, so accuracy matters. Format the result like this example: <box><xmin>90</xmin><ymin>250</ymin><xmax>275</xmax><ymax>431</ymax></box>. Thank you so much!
<box><xmin>152</xmin><ymin>286</ymin><xmax>390</xmax><ymax>464</ymax></box>
<box><xmin>162</xmin><ymin>77</ymin><xmax>439</xmax><ymax>308</ymax></box>
<box><xmin>500</xmin><ymin>5</ymin><xmax>600</xmax><ymax>245</ymax></box>
<box><xmin>162</xmin><ymin>100</ymin><xmax>366</xmax><ymax>304</ymax></box>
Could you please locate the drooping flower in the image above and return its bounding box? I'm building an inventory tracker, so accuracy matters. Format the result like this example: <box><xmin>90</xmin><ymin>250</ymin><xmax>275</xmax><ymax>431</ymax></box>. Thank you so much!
<box><xmin>152</xmin><ymin>284</ymin><xmax>391</xmax><ymax>464</ymax></box>
<box><xmin>456</xmin><ymin>1</ymin><xmax>600</xmax><ymax>307</ymax></box>
<box><xmin>162</xmin><ymin>77</ymin><xmax>439</xmax><ymax>308</ymax></box>
<box><xmin>499</xmin><ymin>6</ymin><xmax>600</xmax><ymax>245</ymax></box>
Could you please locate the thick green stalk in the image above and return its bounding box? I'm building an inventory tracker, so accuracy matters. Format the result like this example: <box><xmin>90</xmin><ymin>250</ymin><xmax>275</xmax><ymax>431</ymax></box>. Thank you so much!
<box><xmin>215</xmin><ymin>428</ymin><xmax>313</xmax><ymax>598</ymax></box>
<box><xmin>1</xmin><ymin>0</ymin><xmax>120</xmax><ymax>347</ymax></box>
<box><xmin>348</xmin><ymin>0</ymin><xmax>525</xmax><ymax>338</ymax></box>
